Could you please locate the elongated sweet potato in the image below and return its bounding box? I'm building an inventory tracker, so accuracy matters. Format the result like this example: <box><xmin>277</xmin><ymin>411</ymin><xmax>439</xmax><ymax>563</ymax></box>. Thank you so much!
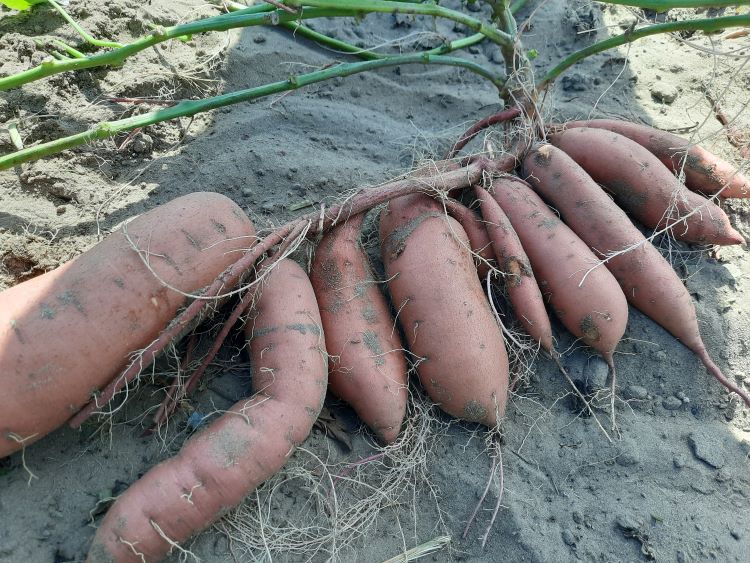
<box><xmin>87</xmin><ymin>259</ymin><xmax>328</xmax><ymax>562</ymax></box>
<box><xmin>523</xmin><ymin>145</ymin><xmax>749</xmax><ymax>406</ymax></box>
<box><xmin>548</xmin><ymin>127</ymin><xmax>744</xmax><ymax>246</ymax></box>
<box><xmin>488</xmin><ymin>176</ymin><xmax>628</xmax><ymax>369</ymax></box>
<box><xmin>0</xmin><ymin>192</ymin><xmax>256</xmax><ymax>459</ymax></box>
<box><xmin>562</xmin><ymin>119</ymin><xmax>750</xmax><ymax>198</ymax></box>
<box><xmin>311</xmin><ymin>213</ymin><xmax>408</xmax><ymax>443</ymax></box>
<box><xmin>379</xmin><ymin>194</ymin><xmax>509</xmax><ymax>427</ymax></box>
<box><xmin>473</xmin><ymin>186</ymin><xmax>553</xmax><ymax>351</ymax></box>
<box><xmin>443</xmin><ymin>198</ymin><xmax>496</xmax><ymax>277</ymax></box>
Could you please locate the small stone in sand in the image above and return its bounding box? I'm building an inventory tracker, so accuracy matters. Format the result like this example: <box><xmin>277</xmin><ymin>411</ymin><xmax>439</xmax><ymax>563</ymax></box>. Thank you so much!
<box><xmin>662</xmin><ymin>396</ymin><xmax>683</xmax><ymax>410</ymax></box>
<box><xmin>650</xmin><ymin>82</ymin><xmax>678</xmax><ymax>104</ymax></box>
<box><xmin>688</xmin><ymin>431</ymin><xmax>726</xmax><ymax>469</ymax></box>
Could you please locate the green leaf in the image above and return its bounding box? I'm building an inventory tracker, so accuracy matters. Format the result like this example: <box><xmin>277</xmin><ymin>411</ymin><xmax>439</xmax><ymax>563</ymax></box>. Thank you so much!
<box><xmin>0</xmin><ymin>0</ymin><xmax>44</xmax><ymax>11</ymax></box>
<box><xmin>527</xmin><ymin>48</ymin><xmax>539</xmax><ymax>59</ymax></box>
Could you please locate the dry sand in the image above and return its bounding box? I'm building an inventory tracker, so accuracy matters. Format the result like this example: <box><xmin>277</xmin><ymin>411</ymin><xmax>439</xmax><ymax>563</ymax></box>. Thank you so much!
<box><xmin>1</xmin><ymin>1</ymin><xmax>749</xmax><ymax>561</ymax></box>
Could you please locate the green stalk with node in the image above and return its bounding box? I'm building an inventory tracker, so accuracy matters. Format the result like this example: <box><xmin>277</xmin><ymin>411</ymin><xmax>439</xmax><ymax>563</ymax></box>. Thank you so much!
<box><xmin>0</xmin><ymin>53</ymin><xmax>505</xmax><ymax>170</ymax></box>
<box><xmin>0</xmin><ymin>0</ymin><xmax>748</xmax><ymax>169</ymax></box>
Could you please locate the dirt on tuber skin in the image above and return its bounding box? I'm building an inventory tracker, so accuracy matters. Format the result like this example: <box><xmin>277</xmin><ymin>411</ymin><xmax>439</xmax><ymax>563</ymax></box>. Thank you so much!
<box><xmin>548</xmin><ymin>128</ymin><xmax>745</xmax><ymax>246</ymax></box>
<box><xmin>486</xmin><ymin>175</ymin><xmax>628</xmax><ymax>371</ymax></box>
<box><xmin>311</xmin><ymin>212</ymin><xmax>409</xmax><ymax>444</ymax></box>
<box><xmin>379</xmin><ymin>193</ymin><xmax>509</xmax><ymax>427</ymax></box>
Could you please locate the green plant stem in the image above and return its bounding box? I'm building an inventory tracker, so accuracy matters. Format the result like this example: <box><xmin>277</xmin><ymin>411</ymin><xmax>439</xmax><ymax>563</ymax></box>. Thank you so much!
<box><xmin>539</xmin><ymin>14</ymin><xmax>750</xmax><ymax>89</ymax></box>
<box><xmin>223</xmin><ymin>1</ymin><xmax>384</xmax><ymax>60</ymax></box>
<box><xmin>222</xmin><ymin>1</ymin><xmax>488</xmax><ymax>60</ymax></box>
<box><xmin>0</xmin><ymin>7</ymin><xmax>351</xmax><ymax>91</ymax></box>
<box><xmin>0</xmin><ymin>53</ymin><xmax>504</xmax><ymax>170</ymax></box>
<box><xmin>1</xmin><ymin>0</ymin><xmax>511</xmax><ymax>91</ymax></box>
<box><xmin>281</xmin><ymin>20</ymin><xmax>382</xmax><ymax>59</ymax></box>
<box><xmin>598</xmin><ymin>0</ymin><xmax>750</xmax><ymax>10</ymax></box>
<box><xmin>509</xmin><ymin>0</ymin><xmax>531</xmax><ymax>13</ymax></box>
<box><xmin>283</xmin><ymin>0</ymin><xmax>513</xmax><ymax>47</ymax></box>
<box><xmin>44</xmin><ymin>0</ymin><xmax>124</xmax><ymax>49</ymax></box>
<box><xmin>51</xmin><ymin>38</ymin><xmax>85</xmax><ymax>59</ymax></box>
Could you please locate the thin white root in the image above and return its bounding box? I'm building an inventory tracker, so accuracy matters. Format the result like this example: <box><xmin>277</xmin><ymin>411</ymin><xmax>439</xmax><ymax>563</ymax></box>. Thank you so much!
<box><xmin>118</xmin><ymin>537</ymin><xmax>147</xmax><ymax>563</ymax></box>
<box><xmin>480</xmin><ymin>444</ymin><xmax>504</xmax><ymax>549</ymax></box>
<box><xmin>217</xmin><ymin>390</ymin><xmax>450</xmax><ymax>561</ymax></box>
<box><xmin>6</xmin><ymin>431</ymin><xmax>39</xmax><ymax>485</ymax></box>
<box><xmin>380</xmin><ymin>535</ymin><xmax>451</xmax><ymax>563</ymax></box>
<box><xmin>549</xmin><ymin>355</ymin><xmax>613</xmax><ymax>443</ymax></box>
<box><xmin>150</xmin><ymin>519</ymin><xmax>200</xmax><ymax>562</ymax></box>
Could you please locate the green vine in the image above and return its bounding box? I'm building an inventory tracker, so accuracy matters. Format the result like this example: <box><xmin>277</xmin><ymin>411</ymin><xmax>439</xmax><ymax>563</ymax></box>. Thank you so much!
<box><xmin>0</xmin><ymin>53</ymin><xmax>504</xmax><ymax>171</ymax></box>
<box><xmin>600</xmin><ymin>0</ymin><xmax>750</xmax><ymax>10</ymax></box>
<box><xmin>0</xmin><ymin>0</ymin><xmax>748</xmax><ymax>170</ymax></box>
<box><xmin>539</xmin><ymin>13</ymin><xmax>750</xmax><ymax>88</ymax></box>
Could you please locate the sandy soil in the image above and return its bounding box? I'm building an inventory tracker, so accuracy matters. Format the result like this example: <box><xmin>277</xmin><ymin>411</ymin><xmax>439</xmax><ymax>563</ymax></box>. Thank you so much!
<box><xmin>1</xmin><ymin>1</ymin><xmax>749</xmax><ymax>561</ymax></box>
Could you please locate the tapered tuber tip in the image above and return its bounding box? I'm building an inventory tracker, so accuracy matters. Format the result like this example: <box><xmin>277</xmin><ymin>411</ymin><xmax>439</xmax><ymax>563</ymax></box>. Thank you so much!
<box><xmin>694</xmin><ymin>346</ymin><xmax>750</xmax><ymax>408</ymax></box>
<box><xmin>717</xmin><ymin>226</ymin><xmax>746</xmax><ymax>246</ymax></box>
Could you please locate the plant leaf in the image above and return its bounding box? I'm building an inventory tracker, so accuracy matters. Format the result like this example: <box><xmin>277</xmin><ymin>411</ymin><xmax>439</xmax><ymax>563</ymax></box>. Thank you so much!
<box><xmin>1</xmin><ymin>0</ymin><xmax>37</xmax><ymax>10</ymax></box>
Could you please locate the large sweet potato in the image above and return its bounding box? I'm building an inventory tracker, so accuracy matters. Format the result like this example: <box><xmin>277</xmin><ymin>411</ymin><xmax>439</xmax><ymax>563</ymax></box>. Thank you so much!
<box><xmin>0</xmin><ymin>192</ymin><xmax>256</xmax><ymax>458</ymax></box>
<box><xmin>87</xmin><ymin>259</ymin><xmax>328</xmax><ymax>562</ymax></box>
<box><xmin>562</xmin><ymin>119</ymin><xmax>750</xmax><ymax>198</ymax></box>
<box><xmin>549</xmin><ymin>127</ymin><xmax>744</xmax><ymax>246</ymax></box>
<box><xmin>379</xmin><ymin>194</ymin><xmax>509</xmax><ymax>427</ymax></box>
<box><xmin>311</xmin><ymin>213</ymin><xmax>408</xmax><ymax>443</ymax></box>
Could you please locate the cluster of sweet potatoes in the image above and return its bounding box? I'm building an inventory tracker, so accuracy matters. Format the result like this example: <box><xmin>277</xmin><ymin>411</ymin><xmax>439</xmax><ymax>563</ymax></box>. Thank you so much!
<box><xmin>0</xmin><ymin>119</ymin><xmax>747</xmax><ymax>562</ymax></box>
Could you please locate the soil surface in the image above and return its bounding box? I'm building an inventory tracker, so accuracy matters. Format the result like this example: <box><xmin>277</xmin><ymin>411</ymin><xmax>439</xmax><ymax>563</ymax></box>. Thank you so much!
<box><xmin>1</xmin><ymin>1</ymin><xmax>749</xmax><ymax>562</ymax></box>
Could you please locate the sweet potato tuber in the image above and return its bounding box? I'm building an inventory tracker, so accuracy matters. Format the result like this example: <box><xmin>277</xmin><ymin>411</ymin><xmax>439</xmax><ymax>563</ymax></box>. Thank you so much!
<box><xmin>523</xmin><ymin>144</ymin><xmax>750</xmax><ymax>406</ymax></box>
<box><xmin>0</xmin><ymin>192</ymin><xmax>256</xmax><ymax>459</ymax></box>
<box><xmin>311</xmin><ymin>213</ymin><xmax>408</xmax><ymax>443</ymax></box>
<box><xmin>87</xmin><ymin>259</ymin><xmax>328</xmax><ymax>562</ymax></box>
<box><xmin>548</xmin><ymin>127</ymin><xmax>744</xmax><ymax>246</ymax></box>
<box><xmin>562</xmin><ymin>119</ymin><xmax>750</xmax><ymax>198</ymax></box>
<box><xmin>443</xmin><ymin>198</ymin><xmax>496</xmax><ymax>278</ymax></box>
<box><xmin>379</xmin><ymin>194</ymin><xmax>509</xmax><ymax>427</ymax></box>
<box><xmin>473</xmin><ymin>185</ymin><xmax>553</xmax><ymax>352</ymax></box>
<box><xmin>488</xmin><ymin>176</ymin><xmax>628</xmax><ymax>370</ymax></box>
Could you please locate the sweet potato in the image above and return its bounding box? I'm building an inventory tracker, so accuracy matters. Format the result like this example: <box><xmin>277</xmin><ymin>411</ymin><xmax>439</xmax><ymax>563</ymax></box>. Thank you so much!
<box><xmin>87</xmin><ymin>259</ymin><xmax>328</xmax><ymax>562</ymax></box>
<box><xmin>443</xmin><ymin>198</ymin><xmax>496</xmax><ymax>277</ymax></box>
<box><xmin>548</xmin><ymin>127</ymin><xmax>744</xmax><ymax>246</ymax></box>
<box><xmin>562</xmin><ymin>119</ymin><xmax>750</xmax><ymax>198</ymax></box>
<box><xmin>522</xmin><ymin>145</ymin><xmax>749</xmax><ymax>406</ymax></box>
<box><xmin>473</xmin><ymin>186</ymin><xmax>553</xmax><ymax>351</ymax></box>
<box><xmin>311</xmin><ymin>213</ymin><xmax>408</xmax><ymax>443</ymax></box>
<box><xmin>0</xmin><ymin>192</ymin><xmax>256</xmax><ymax>459</ymax></box>
<box><xmin>488</xmin><ymin>176</ymin><xmax>628</xmax><ymax>369</ymax></box>
<box><xmin>379</xmin><ymin>194</ymin><xmax>509</xmax><ymax>426</ymax></box>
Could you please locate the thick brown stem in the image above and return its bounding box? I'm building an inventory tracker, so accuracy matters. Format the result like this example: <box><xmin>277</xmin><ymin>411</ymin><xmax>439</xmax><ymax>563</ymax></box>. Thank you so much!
<box><xmin>70</xmin><ymin>157</ymin><xmax>515</xmax><ymax>428</ymax></box>
<box><xmin>446</xmin><ymin>107</ymin><xmax>522</xmax><ymax>159</ymax></box>
<box><xmin>153</xmin><ymin>220</ymin><xmax>311</xmax><ymax>426</ymax></box>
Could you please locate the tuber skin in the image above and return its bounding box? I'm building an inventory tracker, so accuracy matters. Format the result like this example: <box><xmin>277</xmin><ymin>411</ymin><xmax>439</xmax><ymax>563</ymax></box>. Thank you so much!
<box><xmin>548</xmin><ymin>127</ymin><xmax>744</xmax><ymax>246</ymax></box>
<box><xmin>311</xmin><ymin>212</ymin><xmax>408</xmax><ymax>443</ymax></box>
<box><xmin>379</xmin><ymin>194</ymin><xmax>509</xmax><ymax>427</ymax></box>
<box><xmin>560</xmin><ymin>119</ymin><xmax>750</xmax><ymax>198</ymax></box>
<box><xmin>0</xmin><ymin>192</ymin><xmax>256</xmax><ymax>459</ymax></box>
<box><xmin>87</xmin><ymin>259</ymin><xmax>328</xmax><ymax>562</ymax></box>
